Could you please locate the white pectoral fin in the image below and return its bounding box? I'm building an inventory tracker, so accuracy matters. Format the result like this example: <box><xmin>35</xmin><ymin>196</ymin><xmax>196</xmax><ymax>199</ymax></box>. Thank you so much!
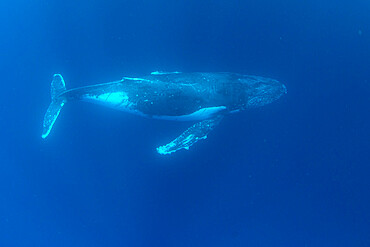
<box><xmin>157</xmin><ymin>115</ymin><xmax>224</xmax><ymax>155</ymax></box>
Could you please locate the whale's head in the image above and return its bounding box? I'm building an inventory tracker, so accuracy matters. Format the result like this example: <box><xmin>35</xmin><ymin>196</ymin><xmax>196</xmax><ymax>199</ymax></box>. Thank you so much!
<box><xmin>240</xmin><ymin>76</ymin><xmax>287</xmax><ymax>108</ymax></box>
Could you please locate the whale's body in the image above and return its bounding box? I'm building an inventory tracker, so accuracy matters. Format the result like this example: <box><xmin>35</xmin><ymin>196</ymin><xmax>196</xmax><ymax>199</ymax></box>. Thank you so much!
<box><xmin>42</xmin><ymin>72</ymin><xmax>286</xmax><ymax>154</ymax></box>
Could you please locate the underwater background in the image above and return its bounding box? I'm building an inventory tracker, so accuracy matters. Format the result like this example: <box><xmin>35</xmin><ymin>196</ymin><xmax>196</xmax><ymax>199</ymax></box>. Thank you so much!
<box><xmin>1</xmin><ymin>0</ymin><xmax>369</xmax><ymax>246</ymax></box>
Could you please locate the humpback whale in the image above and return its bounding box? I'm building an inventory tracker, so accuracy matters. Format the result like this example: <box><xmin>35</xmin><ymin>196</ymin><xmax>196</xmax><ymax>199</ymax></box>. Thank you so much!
<box><xmin>42</xmin><ymin>72</ymin><xmax>287</xmax><ymax>154</ymax></box>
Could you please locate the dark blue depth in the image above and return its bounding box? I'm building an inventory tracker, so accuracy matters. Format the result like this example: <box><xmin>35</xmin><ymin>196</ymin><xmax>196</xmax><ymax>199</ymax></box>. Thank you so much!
<box><xmin>0</xmin><ymin>0</ymin><xmax>369</xmax><ymax>246</ymax></box>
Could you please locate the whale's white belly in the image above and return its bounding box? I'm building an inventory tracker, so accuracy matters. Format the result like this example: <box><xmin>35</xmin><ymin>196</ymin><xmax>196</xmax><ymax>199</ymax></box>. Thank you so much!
<box><xmin>82</xmin><ymin>92</ymin><xmax>226</xmax><ymax>121</ymax></box>
<box><xmin>152</xmin><ymin>106</ymin><xmax>226</xmax><ymax>121</ymax></box>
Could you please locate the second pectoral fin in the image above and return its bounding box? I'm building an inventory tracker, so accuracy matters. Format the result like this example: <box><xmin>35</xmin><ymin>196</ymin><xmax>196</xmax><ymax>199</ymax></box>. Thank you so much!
<box><xmin>157</xmin><ymin>115</ymin><xmax>224</xmax><ymax>155</ymax></box>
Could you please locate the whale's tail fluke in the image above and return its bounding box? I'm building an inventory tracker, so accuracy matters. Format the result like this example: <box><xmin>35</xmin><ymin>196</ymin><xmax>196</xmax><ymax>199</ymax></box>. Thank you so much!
<box><xmin>41</xmin><ymin>74</ymin><xmax>67</xmax><ymax>139</ymax></box>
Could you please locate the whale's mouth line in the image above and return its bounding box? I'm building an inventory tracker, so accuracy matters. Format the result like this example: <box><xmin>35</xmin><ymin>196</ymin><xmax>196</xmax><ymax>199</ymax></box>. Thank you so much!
<box><xmin>282</xmin><ymin>84</ymin><xmax>287</xmax><ymax>94</ymax></box>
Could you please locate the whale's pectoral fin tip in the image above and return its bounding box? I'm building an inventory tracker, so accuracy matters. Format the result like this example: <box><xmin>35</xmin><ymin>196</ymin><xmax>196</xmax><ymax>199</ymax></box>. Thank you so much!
<box><xmin>156</xmin><ymin>115</ymin><xmax>224</xmax><ymax>155</ymax></box>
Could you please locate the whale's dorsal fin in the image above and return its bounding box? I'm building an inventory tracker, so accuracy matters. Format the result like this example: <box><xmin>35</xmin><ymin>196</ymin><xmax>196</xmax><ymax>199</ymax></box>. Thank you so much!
<box><xmin>151</xmin><ymin>71</ymin><xmax>181</xmax><ymax>75</ymax></box>
<box><xmin>157</xmin><ymin>115</ymin><xmax>224</xmax><ymax>155</ymax></box>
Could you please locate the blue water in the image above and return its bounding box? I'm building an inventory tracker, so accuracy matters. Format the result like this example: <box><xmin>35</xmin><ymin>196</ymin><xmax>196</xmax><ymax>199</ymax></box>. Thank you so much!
<box><xmin>1</xmin><ymin>0</ymin><xmax>369</xmax><ymax>246</ymax></box>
